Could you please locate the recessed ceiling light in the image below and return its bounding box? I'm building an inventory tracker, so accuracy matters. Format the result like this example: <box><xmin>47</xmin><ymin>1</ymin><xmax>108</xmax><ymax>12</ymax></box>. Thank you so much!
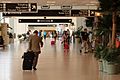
<box><xmin>47</xmin><ymin>1</ymin><xmax>56</xmax><ymax>4</ymax></box>
<box><xmin>46</xmin><ymin>4</ymin><xmax>55</xmax><ymax>6</ymax></box>
<box><xmin>85</xmin><ymin>3</ymin><xmax>95</xmax><ymax>6</ymax></box>
<box><xmin>1</xmin><ymin>1</ymin><xmax>12</xmax><ymax>3</ymax></box>
<box><xmin>90</xmin><ymin>1</ymin><xmax>99</xmax><ymax>4</ymax></box>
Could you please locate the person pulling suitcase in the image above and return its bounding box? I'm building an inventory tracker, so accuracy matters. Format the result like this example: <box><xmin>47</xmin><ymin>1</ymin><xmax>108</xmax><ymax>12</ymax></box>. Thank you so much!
<box><xmin>28</xmin><ymin>30</ymin><xmax>43</xmax><ymax>70</ymax></box>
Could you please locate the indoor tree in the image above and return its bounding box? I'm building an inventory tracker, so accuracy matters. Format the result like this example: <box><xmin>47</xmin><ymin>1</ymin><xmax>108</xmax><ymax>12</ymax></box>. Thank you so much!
<box><xmin>98</xmin><ymin>0</ymin><xmax>120</xmax><ymax>47</ymax></box>
<box><xmin>94</xmin><ymin>0</ymin><xmax>120</xmax><ymax>74</ymax></box>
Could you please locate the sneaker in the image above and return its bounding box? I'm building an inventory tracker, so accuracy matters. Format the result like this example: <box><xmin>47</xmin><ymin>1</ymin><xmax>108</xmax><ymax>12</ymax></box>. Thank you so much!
<box><xmin>84</xmin><ymin>52</ymin><xmax>88</xmax><ymax>54</ymax></box>
<box><xmin>33</xmin><ymin>67</ymin><xmax>37</xmax><ymax>70</ymax></box>
<box><xmin>80</xmin><ymin>50</ymin><xmax>82</xmax><ymax>53</ymax></box>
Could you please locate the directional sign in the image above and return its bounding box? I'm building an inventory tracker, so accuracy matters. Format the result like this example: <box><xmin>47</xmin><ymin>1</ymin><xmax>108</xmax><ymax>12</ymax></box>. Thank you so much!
<box><xmin>5</xmin><ymin>3</ymin><xmax>37</xmax><ymax>12</ymax></box>
<box><xmin>71</xmin><ymin>10</ymin><xmax>88</xmax><ymax>16</ymax></box>
<box><xmin>31</xmin><ymin>3</ymin><xmax>37</xmax><ymax>11</ymax></box>
<box><xmin>19</xmin><ymin>19</ymin><xmax>72</xmax><ymax>23</ymax></box>
<box><xmin>6</xmin><ymin>3</ymin><xmax>29</xmax><ymax>12</ymax></box>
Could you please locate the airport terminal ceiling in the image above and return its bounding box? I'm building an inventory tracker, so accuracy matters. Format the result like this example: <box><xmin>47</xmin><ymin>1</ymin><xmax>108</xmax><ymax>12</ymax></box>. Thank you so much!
<box><xmin>0</xmin><ymin>0</ymin><xmax>99</xmax><ymax>6</ymax></box>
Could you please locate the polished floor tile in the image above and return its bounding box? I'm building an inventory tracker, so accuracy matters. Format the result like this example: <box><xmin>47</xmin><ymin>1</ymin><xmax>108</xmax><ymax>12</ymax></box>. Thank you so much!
<box><xmin>0</xmin><ymin>38</ymin><xmax>120</xmax><ymax>80</ymax></box>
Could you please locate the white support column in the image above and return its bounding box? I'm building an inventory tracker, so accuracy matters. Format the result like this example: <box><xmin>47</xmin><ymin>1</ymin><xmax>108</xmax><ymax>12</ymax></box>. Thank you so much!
<box><xmin>76</xmin><ymin>17</ymin><xmax>87</xmax><ymax>31</ymax></box>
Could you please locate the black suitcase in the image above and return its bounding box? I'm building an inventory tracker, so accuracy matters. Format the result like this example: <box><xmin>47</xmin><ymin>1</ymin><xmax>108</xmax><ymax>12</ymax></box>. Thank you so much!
<box><xmin>22</xmin><ymin>51</ymin><xmax>35</xmax><ymax>70</ymax></box>
<box><xmin>0</xmin><ymin>36</ymin><xmax>4</xmax><ymax>45</ymax></box>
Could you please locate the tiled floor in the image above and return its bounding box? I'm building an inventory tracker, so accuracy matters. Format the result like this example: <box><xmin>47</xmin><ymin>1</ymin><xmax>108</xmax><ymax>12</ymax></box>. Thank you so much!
<box><xmin>0</xmin><ymin>38</ymin><xmax>120</xmax><ymax>80</ymax></box>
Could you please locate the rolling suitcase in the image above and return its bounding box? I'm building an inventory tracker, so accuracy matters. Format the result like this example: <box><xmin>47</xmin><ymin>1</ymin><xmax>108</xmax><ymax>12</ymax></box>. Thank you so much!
<box><xmin>51</xmin><ymin>40</ymin><xmax>55</xmax><ymax>45</ymax></box>
<box><xmin>22</xmin><ymin>51</ymin><xmax>35</xmax><ymax>70</ymax></box>
<box><xmin>0</xmin><ymin>36</ymin><xmax>4</xmax><ymax>45</ymax></box>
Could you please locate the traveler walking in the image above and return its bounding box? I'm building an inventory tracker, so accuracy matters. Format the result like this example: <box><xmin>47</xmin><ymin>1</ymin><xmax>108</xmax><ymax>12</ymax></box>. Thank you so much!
<box><xmin>28</xmin><ymin>30</ymin><xmax>43</xmax><ymax>70</ymax></box>
<box><xmin>81</xmin><ymin>28</ymin><xmax>89</xmax><ymax>53</ymax></box>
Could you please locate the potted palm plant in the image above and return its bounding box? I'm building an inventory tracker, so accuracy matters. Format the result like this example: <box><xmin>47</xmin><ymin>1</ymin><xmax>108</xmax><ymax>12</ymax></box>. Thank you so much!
<box><xmin>102</xmin><ymin>47</ymin><xmax>120</xmax><ymax>74</ymax></box>
<box><xmin>94</xmin><ymin>44</ymin><xmax>107</xmax><ymax>71</ymax></box>
<box><xmin>94</xmin><ymin>45</ymin><xmax>120</xmax><ymax>74</ymax></box>
<box><xmin>94</xmin><ymin>0</ymin><xmax>120</xmax><ymax>75</ymax></box>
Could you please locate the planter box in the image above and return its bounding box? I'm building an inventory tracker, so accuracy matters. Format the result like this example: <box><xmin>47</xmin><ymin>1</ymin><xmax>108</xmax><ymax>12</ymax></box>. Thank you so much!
<box><xmin>103</xmin><ymin>60</ymin><xmax>107</xmax><ymax>73</ymax></box>
<box><xmin>106</xmin><ymin>63</ymin><xmax>120</xmax><ymax>75</ymax></box>
<box><xmin>101</xmin><ymin>60</ymin><xmax>120</xmax><ymax>74</ymax></box>
<box><xmin>98</xmin><ymin>60</ymin><xmax>103</xmax><ymax>71</ymax></box>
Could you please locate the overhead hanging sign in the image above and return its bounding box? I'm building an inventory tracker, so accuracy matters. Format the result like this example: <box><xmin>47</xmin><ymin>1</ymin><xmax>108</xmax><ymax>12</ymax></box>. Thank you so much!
<box><xmin>0</xmin><ymin>3</ymin><xmax>37</xmax><ymax>12</ymax></box>
<box><xmin>30</xmin><ymin>3</ymin><xmax>37</xmax><ymax>12</ymax></box>
<box><xmin>61</xmin><ymin>5</ymin><xmax>72</xmax><ymax>9</ymax></box>
<box><xmin>6</xmin><ymin>3</ymin><xmax>29</xmax><ymax>12</ymax></box>
<box><xmin>71</xmin><ymin>10</ymin><xmax>88</xmax><ymax>16</ymax></box>
<box><xmin>18</xmin><ymin>19</ymin><xmax>72</xmax><ymax>23</ymax></box>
